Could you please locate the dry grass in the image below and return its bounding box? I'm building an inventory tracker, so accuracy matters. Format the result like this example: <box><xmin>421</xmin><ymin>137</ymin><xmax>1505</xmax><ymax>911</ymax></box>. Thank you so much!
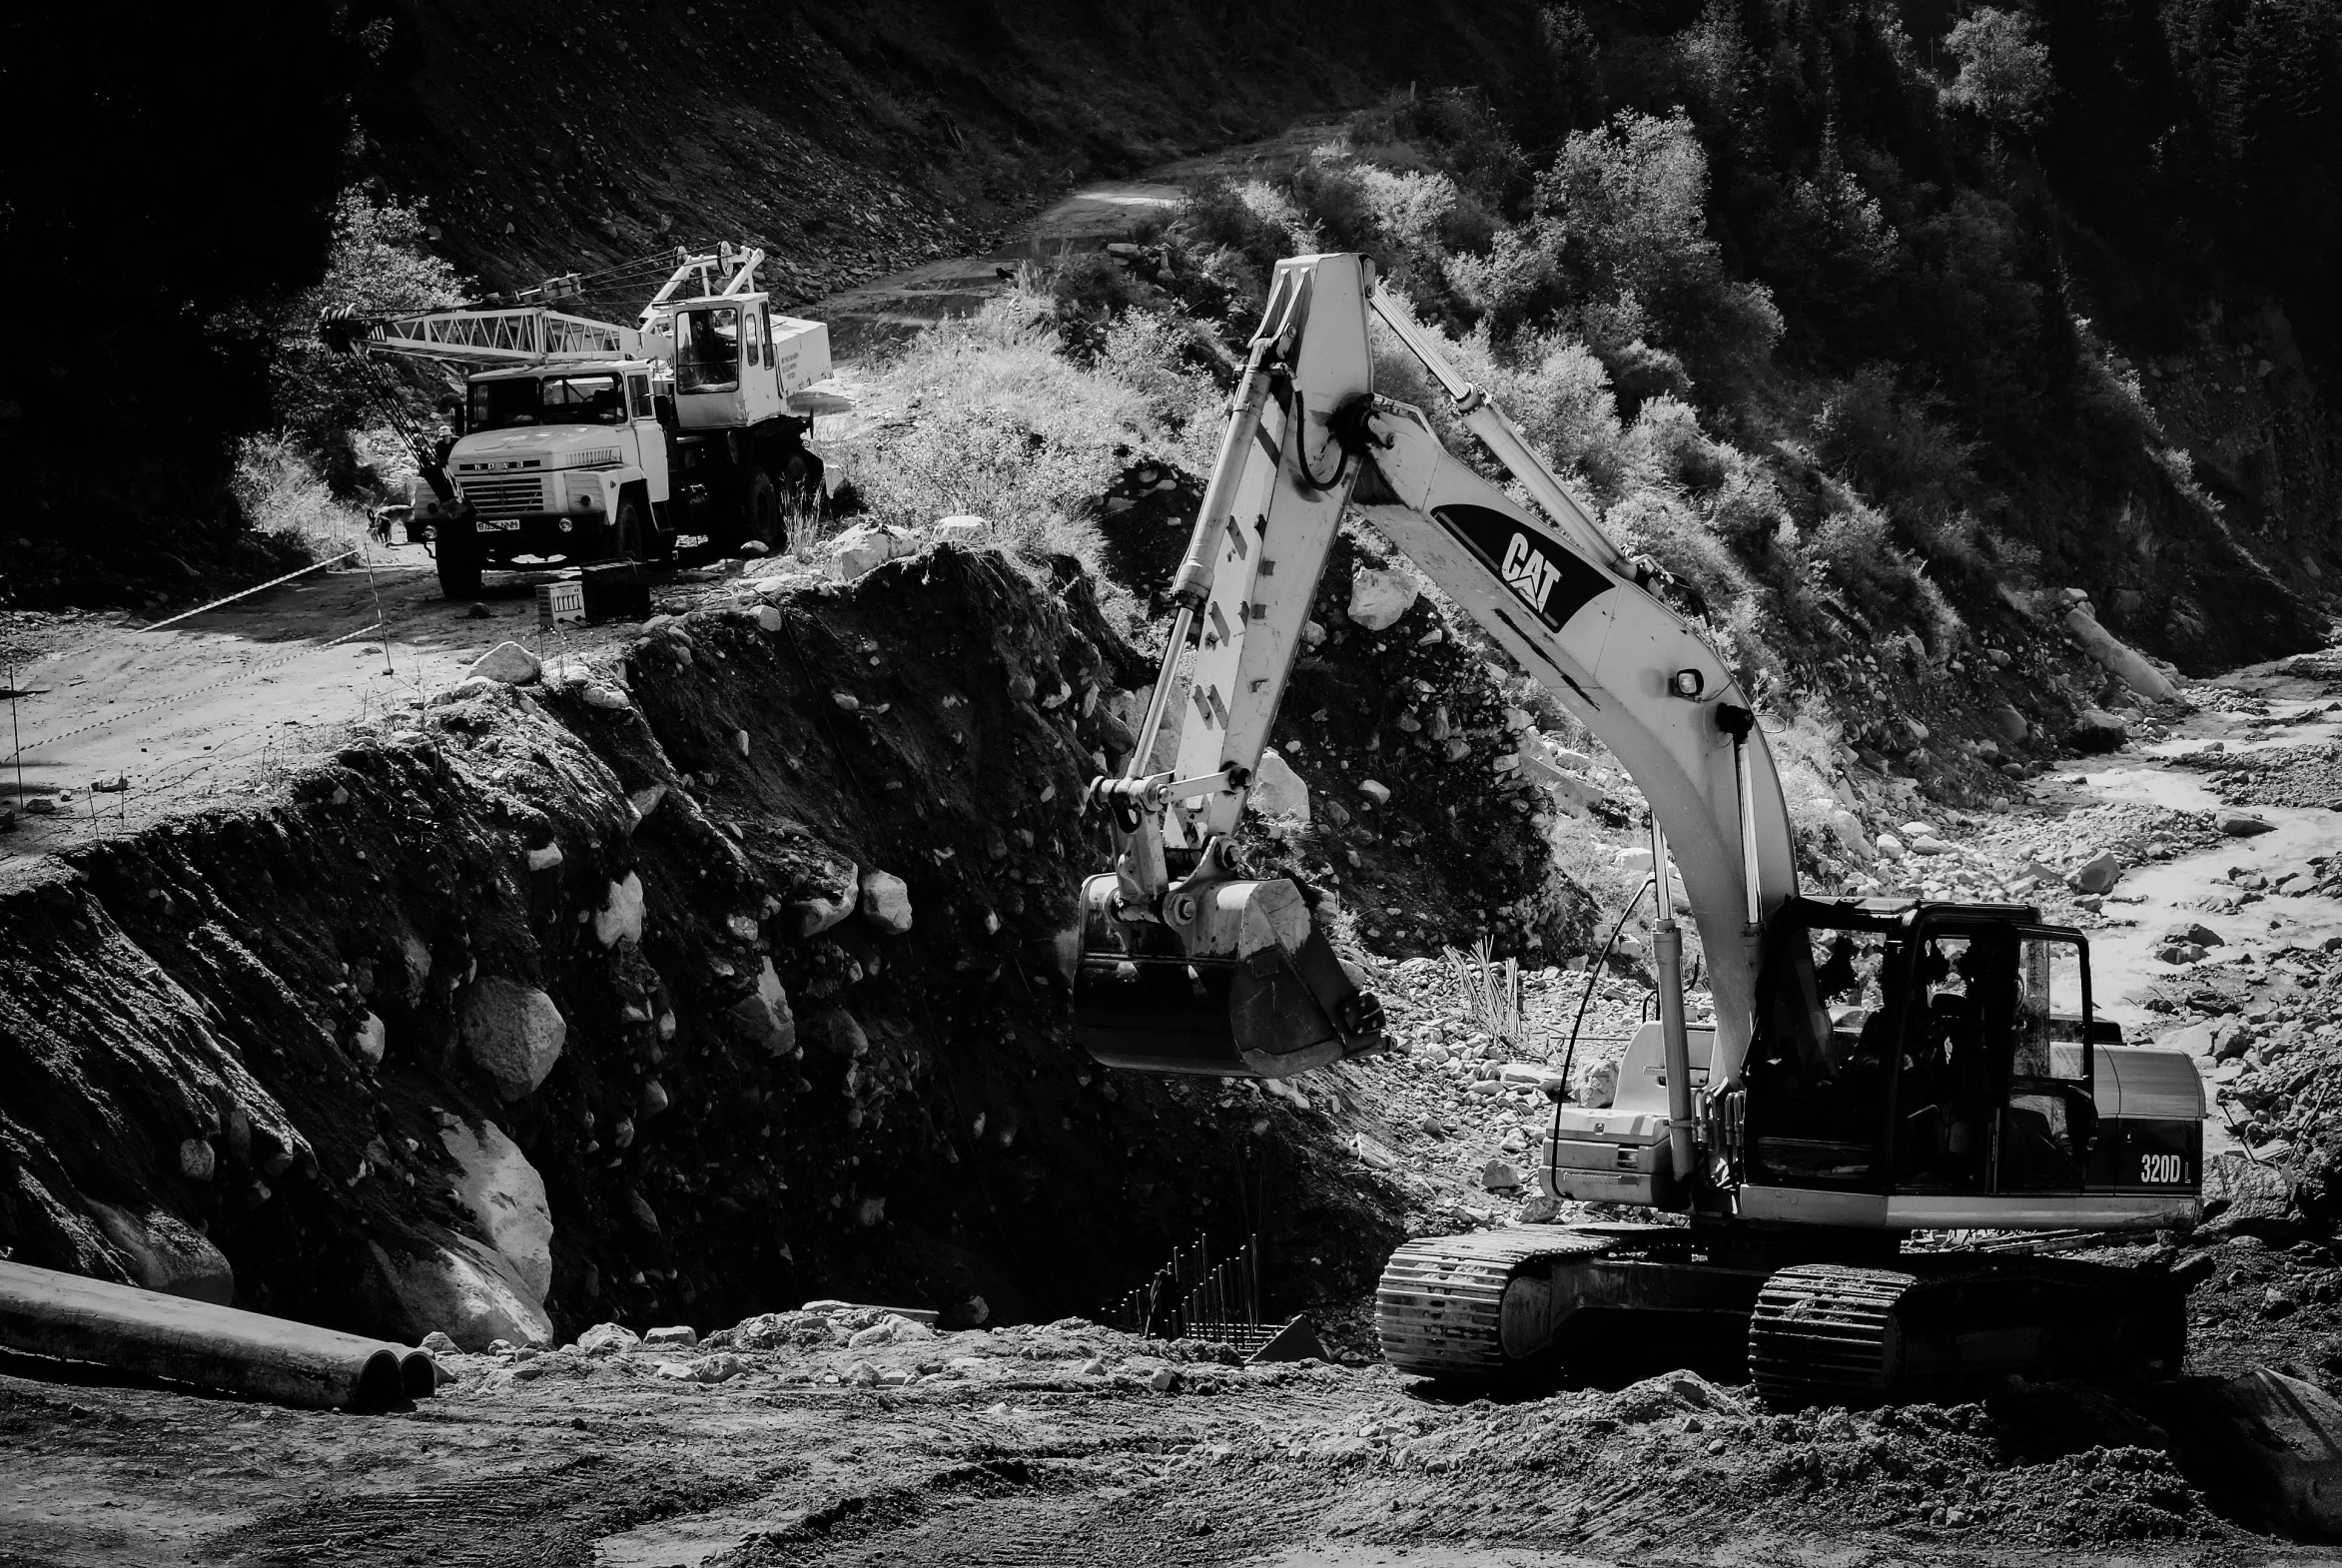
<box><xmin>834</xmin><ymin>287</ymin><xmax>1214</xmax><ymax>591</ymax></box>
<box><xmin>1444</xmin><ymin>936</ymin><xmax>1527</xmax><ymax>1049</ymax></box>
<box><xmin>232</xmin><ymin>432</ymin><xmax>373</xmax><ymax>561</ymax></box>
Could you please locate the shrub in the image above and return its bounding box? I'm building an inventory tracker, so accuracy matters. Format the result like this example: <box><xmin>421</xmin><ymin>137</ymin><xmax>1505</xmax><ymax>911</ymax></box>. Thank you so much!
<box><xmin>232</xmin><ymin>432</ymin><xmax>371</xmax><ymax>557</ymax></box>
<box><xmin>841</xmin><ymin>291</ymin><xmax>1211</xmax><ymax>586</ymax></box>
<box><xmin>1812</xmin><ymin>365</ymin><xmax>1977</xmax><ymax>506</ymax></box>
<box><xmin>275</xmin><ymin>189</ymin><xmax>470</xmax><ymax>488</ymax></box>
<box><xmin>1623</xmin><ymin>394</ymin><xmax>1728</xmax><ymax>493</ymax></box>
<box><xmin>1942</xmin><ymin>9</ymin><xmax>2053</xmax><ymax>134</ymax></box>
<box><xmin>1368</xmin><ymin>296</ymin><xmax>1632</xmax><ymax>501</ymax></box>
<box><xmin>1533</xmin><ymin>112</ymin><xmax>1784</xmax><ymax>383</ymax></box>
<box><xmin>1603</xmin><ymin>487</ymin><xmax>1757</xmax><ymax>620</ymax></box>
<box><xmin>1802</xmin><ymin>497</ymin><xmax>1963</xmax><ymax>652</ymax></box>
<box><xmin>1179</xmin><ymin>178</ymin><xmax>1303</xmax><ymax>274</ymax></box>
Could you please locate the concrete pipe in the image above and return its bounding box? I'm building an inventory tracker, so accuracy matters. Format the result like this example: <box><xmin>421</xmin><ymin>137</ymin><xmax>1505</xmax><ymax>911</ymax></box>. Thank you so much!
<box><xmin>0</xmin><ymin>1260</ymin><xmax>436</xmax><ymax>1411</ymax></box>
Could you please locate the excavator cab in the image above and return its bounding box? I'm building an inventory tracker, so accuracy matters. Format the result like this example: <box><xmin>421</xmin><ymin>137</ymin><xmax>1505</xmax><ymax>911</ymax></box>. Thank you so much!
<box><xmin>1738</xmin><ymin>896</ymin><xmax>2194</xmax><ymax>1208</ymax></box>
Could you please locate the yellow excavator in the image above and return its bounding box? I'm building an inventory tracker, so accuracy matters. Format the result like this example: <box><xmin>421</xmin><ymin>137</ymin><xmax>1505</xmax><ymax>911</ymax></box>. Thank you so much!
<box><xmin>1074</xmin><ymin>254</ymin><xmax>2206</xmax><ymax>1403</ymax></box>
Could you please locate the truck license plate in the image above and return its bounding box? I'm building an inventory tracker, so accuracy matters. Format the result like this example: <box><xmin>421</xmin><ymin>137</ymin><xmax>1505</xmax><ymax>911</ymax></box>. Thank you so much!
<box><xmin>479</xmin><ymin>518</ymin><xmax>522</xmax><ymax>531</ymax></box>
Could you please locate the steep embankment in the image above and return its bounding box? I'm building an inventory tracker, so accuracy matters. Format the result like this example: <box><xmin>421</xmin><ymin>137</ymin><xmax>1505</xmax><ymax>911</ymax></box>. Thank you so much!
<box><xmin>359</xmin><ymin>0</ymin><xmax>1552</xmax><ymax>306</ymax></box>
<box><xmin>0</xmin><ymin>543</ymin><xmax>1407</xmax><ymax>1346</ymax></box>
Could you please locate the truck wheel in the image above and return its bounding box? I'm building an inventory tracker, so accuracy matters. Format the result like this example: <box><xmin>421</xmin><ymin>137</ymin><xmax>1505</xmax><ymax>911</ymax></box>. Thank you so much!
<box><xmin>612</xmin><ymin>495</ymin><xmax>646</xmax><ymax>562</ymax></box>
<box><xmin>784</xmin><ymin>450</ymin><xmax>826</xmax><ymax>513</ymax></box>
<box><xmin>436</xmin><ymin>528</ymin><xmax>483</xmax><ymax>599</ymax></box>
<box><xmin>746</xmin><ymin>469</ymin><xmax>782</xmax><ymax>552</ymax></box>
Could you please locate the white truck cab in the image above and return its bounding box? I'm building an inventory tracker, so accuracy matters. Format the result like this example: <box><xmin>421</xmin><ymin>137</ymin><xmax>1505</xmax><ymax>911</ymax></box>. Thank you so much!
<box><xmin>664</xmin><ymin>293</ymin><xmax>831</xmax><ymax>430</ymax></box>
<box><xmin>429</xmin><ymin>359</ymin><xmax>671</xmax><ymax>551</ymax></box>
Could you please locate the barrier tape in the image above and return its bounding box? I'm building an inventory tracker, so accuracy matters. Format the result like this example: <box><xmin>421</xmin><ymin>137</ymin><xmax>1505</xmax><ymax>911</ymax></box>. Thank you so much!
<box><xmin>138</xmin><ymin>550</ymin><xmax>362</xmax><ymax>634</ymax></box>
<box><xmin>12</xmin><ymin>620</ymin><xmax>388</xmax><ymax>756</ymax></box>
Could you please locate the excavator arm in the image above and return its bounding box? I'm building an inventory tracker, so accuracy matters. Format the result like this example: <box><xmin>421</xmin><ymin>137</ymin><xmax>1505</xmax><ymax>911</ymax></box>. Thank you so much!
<box><xmin>1076</xmin><ymin>254</ymin><xmax>1799</xmax><ymax>1143</ymax></box>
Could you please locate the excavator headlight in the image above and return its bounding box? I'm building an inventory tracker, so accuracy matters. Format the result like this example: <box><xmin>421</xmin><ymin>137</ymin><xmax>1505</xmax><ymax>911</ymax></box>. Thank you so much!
<box><xmin>1670</xmin><ymin>668</ymin><xmax>1705</xmax><ymax>699</ymax></box>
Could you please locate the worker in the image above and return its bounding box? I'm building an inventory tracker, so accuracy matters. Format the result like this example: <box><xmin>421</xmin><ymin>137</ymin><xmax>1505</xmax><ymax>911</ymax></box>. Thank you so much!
<box><xmin>1813</xmin><ymin>934</ymin><xmax>1861</xmax><ymax>1003</ymax></box>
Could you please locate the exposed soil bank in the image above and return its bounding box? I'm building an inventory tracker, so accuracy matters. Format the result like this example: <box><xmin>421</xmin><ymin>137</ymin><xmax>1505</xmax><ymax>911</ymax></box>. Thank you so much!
<box><xmin>0</xmin><ymin>544</ymin><xmax>1407</xmax><ymax>1347</ymax></box>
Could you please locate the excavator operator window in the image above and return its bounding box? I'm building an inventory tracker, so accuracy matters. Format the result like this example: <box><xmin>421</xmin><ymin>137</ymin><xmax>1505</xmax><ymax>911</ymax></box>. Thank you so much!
<box><xmin>1744</xmin><ymin>919</ymin><xmax>1903</xmax><ymax>1189</ymax></box>
<box><xmin>1890</xmin><ymin>931</ymin><xmax>2011</xmax><ymax>1191</ymax></box>
<box><xmin>1997</xmin><ymin>931</ymin><xmax>2095</xmax><ymax>1191</ymax></box>
<box><xmin>676</xmin><ymin>307</ymin><xmax>740</xmax><ymax>393</ymax></box>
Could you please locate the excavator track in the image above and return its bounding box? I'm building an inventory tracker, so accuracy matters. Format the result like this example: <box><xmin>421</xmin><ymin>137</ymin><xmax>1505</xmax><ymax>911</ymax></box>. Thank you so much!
<box><xmin>1750</xmin><ymin>1256</ymin><xmax>2184</xmax><ymax>1406</ymax></box>
<box><xmin>1375</xmin><ymin>1228</ymin><xmax>1618</xmax><ymax>1377</ymax></box>
<box><xmin>1747</xmin><ymin>1264</ymin><xmax>1909</xmax><ymax>1404</ymax></box>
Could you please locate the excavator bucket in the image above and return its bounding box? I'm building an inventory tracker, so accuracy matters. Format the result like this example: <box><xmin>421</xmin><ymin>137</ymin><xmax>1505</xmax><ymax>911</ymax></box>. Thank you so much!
<box><xmin>1073</xmin><ymin>875</ymin><xmax>1383</xmax><ymax>1081</ymax></box>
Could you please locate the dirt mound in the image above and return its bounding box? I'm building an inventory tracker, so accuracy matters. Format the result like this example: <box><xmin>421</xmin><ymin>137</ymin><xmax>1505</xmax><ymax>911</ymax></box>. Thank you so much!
<box><xmin>1283</xmin><ymin>1370</ymin><xmax>2216</xmax><ymax>1550</ymax></box>
<box><xmin>0</xmin><ymin>542</ymin><xmax>1407</xmax><ymax>1346</ymax></box>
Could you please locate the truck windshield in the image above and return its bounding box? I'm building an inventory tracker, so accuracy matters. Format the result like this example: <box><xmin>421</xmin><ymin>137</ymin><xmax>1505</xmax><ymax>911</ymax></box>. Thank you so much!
<box><xmin>676</xmin><ymin>308</ymin><xmax>739</xmax><ymax>392</ymax></box>
<box><xmin>536</xmin><ymin>375</ymin><xmax>625</xmax><ymax>425</ymax></box>
<box><xmin>465</xmin><ymin>374</ymin><xmax>624</xmax><ymax>430</ymax></box>
<box><xmin>469</xmin><ymin>378</ymin><xmax>541</xmax><ymax>431</ymax></box>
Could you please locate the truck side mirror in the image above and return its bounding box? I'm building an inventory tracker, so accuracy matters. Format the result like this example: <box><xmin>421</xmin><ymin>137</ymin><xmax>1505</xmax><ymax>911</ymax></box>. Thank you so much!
<box><xmin>653</xmin><ymin>393</ymin><xmax>677</xmax><ymax>428</ymax></box>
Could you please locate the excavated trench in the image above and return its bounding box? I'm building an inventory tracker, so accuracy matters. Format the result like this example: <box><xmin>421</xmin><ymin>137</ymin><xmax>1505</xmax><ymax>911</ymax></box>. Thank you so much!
<box><xmin>0</xmin><ymin>545</ymin><xmax>1431</xmax><ymax>1347</ymax></box>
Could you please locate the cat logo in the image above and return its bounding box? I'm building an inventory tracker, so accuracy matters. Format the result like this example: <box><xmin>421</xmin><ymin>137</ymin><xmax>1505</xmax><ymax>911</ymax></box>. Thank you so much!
<box><xmin>1500</xmin><ymin>532</ymin><xmax>1565</xmax><ymax>614</ymax></box>
<box><xmin>1433</xmin><ymin>502</ymin><xmax>1611</xmax><ymax>632</ymax></box>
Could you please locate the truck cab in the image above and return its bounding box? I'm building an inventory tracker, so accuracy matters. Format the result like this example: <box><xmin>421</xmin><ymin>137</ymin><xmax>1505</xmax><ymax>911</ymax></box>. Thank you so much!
<box><xmin>656</xmin><ymin>291</ymin><xmax>833</xmax><ymax>545</ymax></box>
<box><xmin>417</xmin><ymin>359</ymin><xmax>674</xmax><ymax>595</ymax></box>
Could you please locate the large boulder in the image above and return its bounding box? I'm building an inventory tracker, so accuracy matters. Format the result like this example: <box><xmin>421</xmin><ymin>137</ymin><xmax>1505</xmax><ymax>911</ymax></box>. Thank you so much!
<box><xmin>367</xmin><ymin>1234</ymin><xmax>553</xmax><ymax>1350</ymax></box>
<box><xmin>729</xmin><ymin>956</ymin><xmax>797</xmax><ymax>1055</ymax></box>
<box><xmin>594</xmin><ymin>873</ymin><xmax>645</xmax><ymax>947</ymax></box>
<box><xmin>466</xmin><ymin>641</ymin><xmax>541</xmax><ymax>685</ymax></box>
<box><xmin>2068</xmin><ymin>851</ymin><xmax>2124</xmax><ymax>895</ymax></box>
<box><xmin>1249</xmin><ymin>750</ymin><xmax>1310</xmax><ymax>823</ymax></box>
<box><xmin>437</xmin><ymin>1118</ymin><xmax>553</xmax><ymax>1305</ymax></box>
<box><xmin>1827</xmin><ymin>807</ymin><xmax>1873</xmax><ymax>858</ymax></box>
<box><xmin>785</xmin><ymin>859</ymin><xmax>858</xmax><ymax>937</ymax></box>
<box><xmin>831</xmin><ymin>523</ymin><xmax>912</xmax><ymax>581</ymax></box>
<box><xmin>2065</xmin><ymin>608</ymin><xmax>2179</xmax><ymax>702</ymax></box>
<box><xmin>859</xmin><ymin>869</ymin><xmax>913</xmax><ymax>934</ymax></box>
<box><xmin>86</xmin><ymin>1200</ymin><xmax>235</xmax><ymax>1305</ymax></box>
<box><xmin>2068</xmin><ymin>708</ymin><xmax>2130</xmax><ymax>752</ymax></box>
<box><xmin>1347</xmin><ymin>566</ymin><xmax>1420</xmax><ymax>631</ymax></box>
<box><xmin>456</xmin><ymin>979</ymin><xmax>566</xmax><ymax>1100</ymax></box>
<box><xmin>2150</xmin><ymin>1368</ymin><xmax>2342</xmax><ymax>1536</ymax></box>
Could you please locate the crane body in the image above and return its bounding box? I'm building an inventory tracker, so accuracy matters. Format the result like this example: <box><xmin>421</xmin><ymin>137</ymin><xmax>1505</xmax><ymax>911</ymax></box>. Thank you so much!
<box><xmin>1076</xmin><ymin>254</ymin><xmax>2203</xmax><ymax>1402</ymax></box>
<box><xmin>326</xmin><ymin>243</ymin><xmax>834</xmax><ymax>596</ymax></box>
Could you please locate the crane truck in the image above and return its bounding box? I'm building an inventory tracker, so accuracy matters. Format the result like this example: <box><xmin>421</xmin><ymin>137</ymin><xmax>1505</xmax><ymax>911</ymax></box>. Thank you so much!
<box><xmin>1074</xmin><ymin>253</ymin><xmax>2206</xmax><ymax>1404</ymax></box>
<box><xmin>326</xmin><ymin>243</ymin><xmax>833</xmax><ymax>598</ymax></box>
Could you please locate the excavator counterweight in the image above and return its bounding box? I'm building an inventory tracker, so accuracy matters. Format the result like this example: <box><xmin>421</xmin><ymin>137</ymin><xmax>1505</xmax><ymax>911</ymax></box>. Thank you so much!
<box><xmin>1074</xmin><ymin>254</ymin><xmax>2207</xmax><ymax>1401</ymax></box>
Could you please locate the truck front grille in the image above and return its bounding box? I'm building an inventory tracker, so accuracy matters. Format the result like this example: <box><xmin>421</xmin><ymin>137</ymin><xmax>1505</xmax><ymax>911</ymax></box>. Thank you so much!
<box><xmin>458</xmin><ymin>475</ymin><xmax>550</xmax><ymax>516</ymax></box>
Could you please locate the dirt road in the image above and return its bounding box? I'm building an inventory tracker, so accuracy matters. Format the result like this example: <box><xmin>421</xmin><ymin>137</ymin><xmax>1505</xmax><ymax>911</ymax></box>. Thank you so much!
<box><xmin>0</xmin><ymin>123</ymin><xmax>1339</xmax><ymax>870</ymax></box>
<box><xmin>0</xmin><ymin>561</ymin><xmax>619</xmax><ymax>869</ymax></box>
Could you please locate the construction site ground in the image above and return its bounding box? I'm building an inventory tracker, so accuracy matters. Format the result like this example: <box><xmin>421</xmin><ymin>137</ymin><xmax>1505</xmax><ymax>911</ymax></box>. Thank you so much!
<box><xmin>2</xmin><ymin>1277</ymin><xmax>2338</xmax><ymax>1567</ymax></box>
<box><xmin>11</xmin><ymin>137</ymin><xmax>2342</xmax><ymax>1567</ymax></box>
<box><xmin>7</xmin><ymin>639</ymin><xmax>2342</xmax><ymax>1560</ymax></box>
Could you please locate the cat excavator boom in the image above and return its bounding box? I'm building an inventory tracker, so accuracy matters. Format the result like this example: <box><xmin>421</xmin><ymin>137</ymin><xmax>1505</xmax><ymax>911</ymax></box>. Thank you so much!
<box><xmin>1076</xmin><ymin>254</ymin><xmax>2206</xmax><ymax>1402</ymax></box>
